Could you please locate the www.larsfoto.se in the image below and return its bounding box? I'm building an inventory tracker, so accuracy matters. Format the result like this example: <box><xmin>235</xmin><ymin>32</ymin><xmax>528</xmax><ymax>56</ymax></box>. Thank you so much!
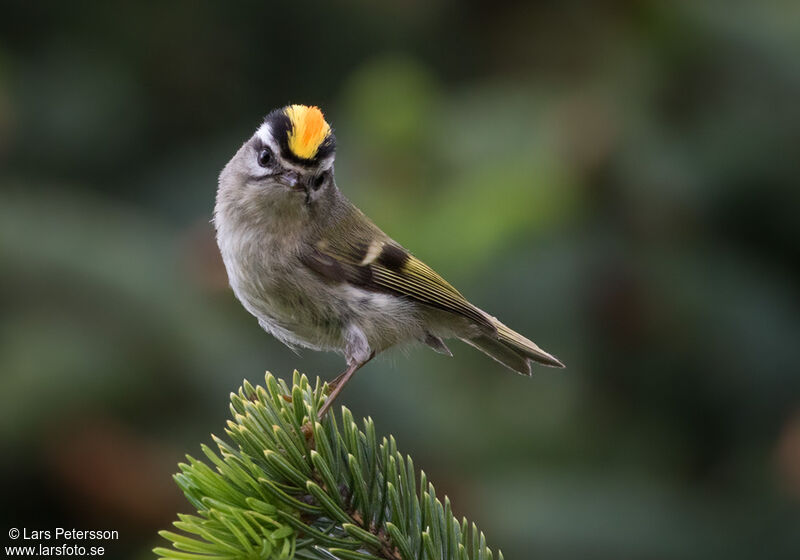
<box><xmin>5</xmin><ymin>544</ymin><xmax>107</xmax><ymax>556</ymax></box>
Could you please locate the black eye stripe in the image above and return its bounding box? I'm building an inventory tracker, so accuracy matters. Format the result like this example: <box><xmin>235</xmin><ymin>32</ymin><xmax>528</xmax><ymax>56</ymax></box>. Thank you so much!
<box><xmin>311</xmin><ymin>173</ymin><xmax>326</xmax><ymax>191</ymax></box>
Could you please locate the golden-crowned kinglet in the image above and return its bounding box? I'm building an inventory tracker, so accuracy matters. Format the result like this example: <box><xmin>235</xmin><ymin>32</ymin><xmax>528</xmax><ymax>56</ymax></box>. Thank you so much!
<box><xmin>214</xmin><ymin>105</ymin><xmax>563</xmax><ymax>415</ymax></box>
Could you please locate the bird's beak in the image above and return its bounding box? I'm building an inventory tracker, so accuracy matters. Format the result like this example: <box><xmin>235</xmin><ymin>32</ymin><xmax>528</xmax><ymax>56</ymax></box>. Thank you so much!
<box><xmin>279</xmin><ymin>171</ymin><xmax>304</xmax><ymax>191</ymax></box>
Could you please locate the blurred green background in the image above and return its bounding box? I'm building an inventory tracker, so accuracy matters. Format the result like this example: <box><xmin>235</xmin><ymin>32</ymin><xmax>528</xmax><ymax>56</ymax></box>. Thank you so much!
<box><xmin>1</xmin><ymin>1</ymin><xmax>799</xmax><ymax>558</ymax></box>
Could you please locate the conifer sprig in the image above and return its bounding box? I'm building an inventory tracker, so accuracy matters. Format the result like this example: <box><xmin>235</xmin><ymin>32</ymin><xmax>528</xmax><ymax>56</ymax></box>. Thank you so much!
<box><xmin>154</xmin><ymin>371</ymin><xmax>503</xmax><ymax>560</ymax></box>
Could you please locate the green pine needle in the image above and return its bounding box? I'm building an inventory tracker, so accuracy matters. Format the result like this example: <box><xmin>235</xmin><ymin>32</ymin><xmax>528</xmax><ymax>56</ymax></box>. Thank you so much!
<box><xmin>155</xmin><ymin>371</ymin><xmax>502</xmax><ymax>560</ymax></box>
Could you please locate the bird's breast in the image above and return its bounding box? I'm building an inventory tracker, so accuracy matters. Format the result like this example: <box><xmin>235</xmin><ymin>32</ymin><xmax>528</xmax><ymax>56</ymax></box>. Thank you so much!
<box><xmin>216</xmin><ymin>218</ymin><xmax>347</xmax><ymax>349</ymax></box>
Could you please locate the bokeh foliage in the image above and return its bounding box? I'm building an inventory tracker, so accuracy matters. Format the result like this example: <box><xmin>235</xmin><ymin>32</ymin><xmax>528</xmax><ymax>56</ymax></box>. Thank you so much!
<box><xmin>1</xmin><ymin>1</ymin><xmax>799</xmax><ymax>559</ymax></box>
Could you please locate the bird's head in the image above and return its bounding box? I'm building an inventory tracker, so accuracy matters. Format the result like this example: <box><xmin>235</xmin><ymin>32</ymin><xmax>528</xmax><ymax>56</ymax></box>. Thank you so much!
<box><xmin>218</xmin><ymin>104</ymin><xmax>337</xmax><ymax>215</ymax></box>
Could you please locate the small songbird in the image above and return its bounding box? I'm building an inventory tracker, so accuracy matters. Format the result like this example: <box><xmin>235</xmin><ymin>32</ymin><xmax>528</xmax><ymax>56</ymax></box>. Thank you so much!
<box><xmin>214</xmin><ymin>104</ymin><xmax>564</xmax><ymax>415</ymax></box>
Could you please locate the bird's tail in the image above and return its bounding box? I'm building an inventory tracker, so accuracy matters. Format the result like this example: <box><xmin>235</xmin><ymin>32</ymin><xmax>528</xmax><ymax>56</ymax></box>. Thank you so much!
<box><xmin>461</xmin><ymin>318</ymin><xmax>564</xmax><ymax>375</ymax></box>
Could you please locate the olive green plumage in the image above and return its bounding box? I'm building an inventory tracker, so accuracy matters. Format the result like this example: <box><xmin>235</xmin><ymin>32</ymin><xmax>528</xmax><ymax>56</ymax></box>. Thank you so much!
<box><xmin>302</xmin><ymin>203</ymin><xmax>563</xmax><ymax>372</ymax></box>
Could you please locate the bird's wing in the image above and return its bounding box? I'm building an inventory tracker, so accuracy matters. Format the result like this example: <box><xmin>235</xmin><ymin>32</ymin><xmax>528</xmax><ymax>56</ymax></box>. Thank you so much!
<box><xmin>300</xmin><ymin>208</ymin><xmax>495</xmax><ymax>333</ymax></box>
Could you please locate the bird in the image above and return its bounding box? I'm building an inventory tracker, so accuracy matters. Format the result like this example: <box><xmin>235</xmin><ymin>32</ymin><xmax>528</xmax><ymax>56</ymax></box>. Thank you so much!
<box><xmin>214</xmin><ymin>104</ymin><xmax>564</xmax><ymax>416</ymax></box>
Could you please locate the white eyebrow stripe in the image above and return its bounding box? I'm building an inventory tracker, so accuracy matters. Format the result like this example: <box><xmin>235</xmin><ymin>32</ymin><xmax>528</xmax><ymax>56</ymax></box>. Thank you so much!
<box><xmin>316</xmin><ymin>154</ymin><xmax>335</xmax><ymax>171</ymax></box>
<box><xmin>255</xmin><ymin>124</ymin><xmax>281</xmax><ymax>153</ymax></box>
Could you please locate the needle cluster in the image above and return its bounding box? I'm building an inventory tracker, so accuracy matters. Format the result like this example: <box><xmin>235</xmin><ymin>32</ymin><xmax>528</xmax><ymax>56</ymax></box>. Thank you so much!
<box><xmin>154</xmin><ymin>372</ymin><xmax>502</xmax><ymax>560</ymax></box>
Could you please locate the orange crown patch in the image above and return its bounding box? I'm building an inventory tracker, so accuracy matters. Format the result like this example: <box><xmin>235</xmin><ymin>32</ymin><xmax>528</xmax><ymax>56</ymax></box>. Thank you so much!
<box><xmin>284</xmin><ymin>105</ymin><xmax>332</xmax><ymax>160</ymax></box>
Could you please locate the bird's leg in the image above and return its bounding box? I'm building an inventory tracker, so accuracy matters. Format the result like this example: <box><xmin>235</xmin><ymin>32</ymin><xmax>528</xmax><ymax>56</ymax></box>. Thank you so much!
<box><xmin>326</xmin><ymin>369</ymin><xmax>349</xmax><ymax>391</ymax></box>
<box><xmin>327</xmin><ymin>352</ymin><xmax>371</xmax><ymax>390</ymax></box>
<box><xmin>318</xmin><ymin>351</ymin><xmax>375</xmax><ymax>418</ymax></box>
<box><xmin>318</xmin><ymin>362</ymin><xmax>358</xmax><ymax>418</ymax></box>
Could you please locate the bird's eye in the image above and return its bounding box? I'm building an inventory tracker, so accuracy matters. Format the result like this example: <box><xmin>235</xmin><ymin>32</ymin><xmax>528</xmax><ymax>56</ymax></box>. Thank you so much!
<box><xmin>311</xmin><ymin>173</ymin><xmax>327</xmax><ymax>191</ymax></box>
<box><xmin>257</xmin><ymin>148</ymin><xmax>273</xmax><ymax>167</ymax></box>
